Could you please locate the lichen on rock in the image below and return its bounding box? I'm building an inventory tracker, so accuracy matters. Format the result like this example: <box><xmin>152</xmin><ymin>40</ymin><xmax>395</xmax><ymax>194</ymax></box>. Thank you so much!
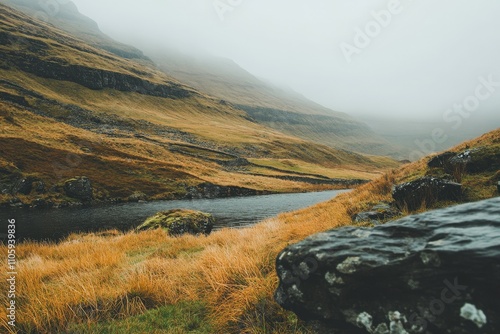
<box><xmin>275</xmin><ymin>197</ymin><xmax>500</xmax><ymax>333</ymax></box>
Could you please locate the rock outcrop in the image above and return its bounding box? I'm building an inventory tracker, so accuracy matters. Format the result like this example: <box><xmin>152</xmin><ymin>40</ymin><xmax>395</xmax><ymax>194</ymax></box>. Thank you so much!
<box><xmin>275</xmin><ymin>197</ymin><xmax>500</xmax><ymax>334</ymax></box>
<box><xmin>12</xmin><ymin>55</ymin><xmax>191</xmax><ymax>99</ymax></box>
<box><xmin>0</xmin><ymin>174</ymin><xmax>42</xmax><ymax>196</ymax></box>
<box><xmin>450</xmin><ymin>148</ymin><xmax>500</xmax><ymax>173</ymax></box>
<box><xmin>392</xmin><ymin>177</ymin><xmax>462</xmax><ymax>211</ymax></box>
<box><xmin>127</xmin><ymin>192</ymin><xmax>148</xmax><ymax>202</ymax></box>
<box><xmin>352</xmin><ymin>202</ymin><xmax>401</xmax><ymax>225</ymax></box>
<box><xmin>184</xmin><ymin>182</ymin><xmax>268</xmax><ymax>199</ymax></box>
<box><xmin>428</xmin><ymin>147</ymin><xmax>500</xmax><ymax>174</ymax></box>
<box><xmin>427</xmin><ymin>152</ymin><xmax>457</xmax><ymax>169</ymax></box>
<box><xmin>136</xmin><ymin>209</ymin><xmax>214</xmax><ymax>236</ymax></box>
<box><xmin>64</xmin><ymin>177</ymin><xmax>93</xmax><ymax>201</ymax></box>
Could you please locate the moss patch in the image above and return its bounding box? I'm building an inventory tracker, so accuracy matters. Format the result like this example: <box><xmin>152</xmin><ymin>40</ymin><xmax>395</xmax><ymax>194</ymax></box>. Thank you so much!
<box><xmin>136</xmin><ymin>209</ymin><xmax>215</xmax><ymax>236</ymax></box>
<box><xmin>67</xmin><ymin>301</ymin><xmax>214</xmax><ymax>334</ymax></box>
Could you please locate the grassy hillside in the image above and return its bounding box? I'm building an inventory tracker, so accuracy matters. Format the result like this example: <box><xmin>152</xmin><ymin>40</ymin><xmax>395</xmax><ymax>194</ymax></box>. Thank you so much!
<box><xmin>0</xmin><ymin>0</ymin><xmax>148</xmax><ymax>60</ymax></box>
<box><xmin>0</xmin><ymin>3</ymin><xmax>398</xmax><ymax>207</ymax></box>
<box><xmin>1</xmin><ymin>127</ymin><xmax>497</xmax><ymax>333</ymax></box>
<box><xmin>1</xmin><ymin>0</ymin><xmax>403</xmax><ymax>158</ymax></box>
<box><xmin>153</xmin><ymin>52</ymin><xmax>405</xmax><ymax>158</ymax></box>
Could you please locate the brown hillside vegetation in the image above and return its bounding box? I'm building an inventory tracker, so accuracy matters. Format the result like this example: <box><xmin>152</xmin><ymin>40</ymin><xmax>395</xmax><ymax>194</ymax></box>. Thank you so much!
<box><xmin>0</xmin><ymin>3</ymin><xmax>398</xmax><ymax>206</ymax></box>
<box><xmin>1</xmin><ymin>129</ymin><xmax>498</xmax><ymax>333</ymax></box>
<box><xmin>2</xmin><ymin>0</ymin><xmax>404</xmax><ymax>157</ymax></box>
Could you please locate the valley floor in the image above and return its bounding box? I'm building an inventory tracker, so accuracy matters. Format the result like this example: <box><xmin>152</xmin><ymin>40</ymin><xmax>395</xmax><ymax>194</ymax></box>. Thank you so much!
<box><xmin>0</xmin><ymin>97</ymin><xmax>394</xmax><ymax>208</ymax></box>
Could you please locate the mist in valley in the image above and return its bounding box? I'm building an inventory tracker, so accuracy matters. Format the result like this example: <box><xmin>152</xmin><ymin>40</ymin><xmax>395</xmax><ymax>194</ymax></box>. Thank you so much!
<box><xmin>67</xmin><ymin>0</ymin><xmax>500</xmax><ymax>157</ymax></box>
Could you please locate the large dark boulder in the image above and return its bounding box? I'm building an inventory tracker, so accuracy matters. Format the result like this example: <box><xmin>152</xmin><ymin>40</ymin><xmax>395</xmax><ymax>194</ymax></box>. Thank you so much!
<box><xmin>64</xmin><ymin>177</ymin><xmax>93</xmax><ymax>201</ymax></box>
<box><xmin>0</xmin><ymin>175</ymin><xmax>39</xmax><ymax>195</ymax></box>
<box><xmin>275</xmin><ymin>198</ymin><xmax>500</xmax><ymax>334</ymax></box>
<box><xmin>451</xmin><ymin>147</ymin><xmax>500</xmax><ymax>173</ymax></box>
<box><xmin>392</xmin><ymin>177</ymin><xmax>462</xmax><ymax>211</ymax></box>
<box><xmin>427</xmin><ymin>147</ymin><xmax>500</xmax><ymax>179</ymax></box>
<box><xmin>11</xmin><ymin>177</ymin><xmax>34</xmax><ymax>195</ymax></box>
<box><xmin>427</xmin><ymin>152</ymin><xmax>457</xmax><ymax>169</ymax></box>
<box><xmin>136</xmin><ymin>209</ymin><xmax>214</xmax><ymax>236</ymax></box>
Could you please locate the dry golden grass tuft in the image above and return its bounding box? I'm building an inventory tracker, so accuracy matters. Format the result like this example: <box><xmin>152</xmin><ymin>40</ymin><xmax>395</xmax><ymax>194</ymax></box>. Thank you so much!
<box><xmin>1</xmin><ymin>127</ymin><xmax>499</xmax><ymax>333</ymax></box>
<box><xmin>0</xmin><ymin>127</ymin><xmax>498</xmax><ymax>333</ymax></box>
<box><xmin>0</xmin><ymin>173</ymin><xmax>398</xmax><ymax>333</ymax></box>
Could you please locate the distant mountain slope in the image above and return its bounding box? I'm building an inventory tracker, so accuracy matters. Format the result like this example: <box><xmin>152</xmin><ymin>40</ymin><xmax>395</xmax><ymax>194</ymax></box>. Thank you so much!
<box><xmin>154</xmin><ymin>50</ymin><xmax>340</xmax><ymax>116</ymax></box>
<box><xmin>2</xmin><ymin>0</ymin><xmax>403</xmax><ymax>158</ymax></box>
<box><xmin>353</xmin><ymin>114</ymin><xmax>500</xmax><ymax>160</ymax></box>
<box><xmin>0</xmin><ymin>0</ymin><xmax>148</xmax><ymax>60</ymax></box>
<box><xmin>0</xmin><ymin>3</ymin><xmax>398</xmax><ymax>207</ymax></box>
<box><xmin>152</xmin><ymin>50</ymin><xmax>405</xmax><ymax>157</ymax></box>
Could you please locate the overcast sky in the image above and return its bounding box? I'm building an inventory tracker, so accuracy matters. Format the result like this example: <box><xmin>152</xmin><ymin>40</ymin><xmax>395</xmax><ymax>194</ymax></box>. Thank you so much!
<box><xmin>71</xmin><ymin>0</ymin><xmax>500</xmax><ymax>122</ymax></box>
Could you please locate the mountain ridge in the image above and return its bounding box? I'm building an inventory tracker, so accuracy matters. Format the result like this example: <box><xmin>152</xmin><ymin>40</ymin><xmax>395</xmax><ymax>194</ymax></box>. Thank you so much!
<box><xmin>0</xmin><ymin>3</ymin><xmax>398</xmax><ymax>207</ymax></box>
<box><xmin>0</xmin><ymin>0</ymin><xmax>149</xmax><ymax>60</ymax></box>
<box><xmin>2</xmin><ymin>0</ymin><xmax>404</xmax><ymax>157</ymax></box>
<box><xmin>151</xmin><ymin>49</ymin><xmax>406</xmax><ymax>157</ymax></box>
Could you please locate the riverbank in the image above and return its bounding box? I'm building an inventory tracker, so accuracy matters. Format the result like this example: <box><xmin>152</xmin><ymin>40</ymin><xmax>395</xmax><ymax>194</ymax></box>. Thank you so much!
<box><xmin>0</xmin><ymin>182</ymin><xmax>368</xmax><ymax>333</ymax></box>
<box><xmin>0</xmin><ymin>189</ymin><xmax>350</xmax><ymax>243</ymax></box>
<box><xmin>1</xmin><ymin>130</ymin><xmax>497</xmax><ymax>333</ymax></box>
<box><xmin>0</xmin><ymin>177</ymin><xmax>364</xmax><ymax>210</ymax></box>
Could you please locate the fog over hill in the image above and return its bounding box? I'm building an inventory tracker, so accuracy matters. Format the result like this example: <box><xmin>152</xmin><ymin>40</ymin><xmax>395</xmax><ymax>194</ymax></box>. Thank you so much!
<box><xmin>2</xmin><ymin>1</ymin><xmax>404</xmax><ymax>208</ymax></box>
<box><xmin>72</xmin><ymin>0</ymin><xmax>500</xmax><ymax>157</ymax></box>
<box><xmin>9</xmin><ymin>0</ymin><xmax>500</xmax><ymax>159</ymax></box>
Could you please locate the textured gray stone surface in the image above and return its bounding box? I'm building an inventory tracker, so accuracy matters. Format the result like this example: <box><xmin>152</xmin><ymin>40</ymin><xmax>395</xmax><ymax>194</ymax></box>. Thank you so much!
<box><xmin>276</xmin><ymin>198</ymin><xmax>500</xmax><ymax>333</ymax></box>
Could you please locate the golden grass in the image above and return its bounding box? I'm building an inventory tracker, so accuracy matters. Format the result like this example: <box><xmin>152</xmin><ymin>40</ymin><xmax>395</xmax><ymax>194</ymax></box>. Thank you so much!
<box><xmin>0</xmin><ymin>172</ymin><xmax>396</xmax><ymax>333</ymax></box>
<box><xmin>1</xmin><ymin>3</ymin><xmax>400</xmax><ymax>206</ymax></box>
<box><xmin>1</xmin><ymin>128</ymin><xmax>499</xmax><ymax>333</ymax></box>
<box><xmin>249</xmin><ymin>158</ymin><xmax>386</xmax><ymax>180</ymax></box>
<box><xmin>0</xmin><ymin>100</ymin><xmax>363</xmax><ymax>202</ymax></box>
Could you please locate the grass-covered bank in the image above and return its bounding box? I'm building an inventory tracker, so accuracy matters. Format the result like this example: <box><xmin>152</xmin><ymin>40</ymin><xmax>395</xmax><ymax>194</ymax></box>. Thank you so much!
<box><xmin>0</xmin><ymin>129</ymin><xmax>498</xmax><ymax>333</ymax></box>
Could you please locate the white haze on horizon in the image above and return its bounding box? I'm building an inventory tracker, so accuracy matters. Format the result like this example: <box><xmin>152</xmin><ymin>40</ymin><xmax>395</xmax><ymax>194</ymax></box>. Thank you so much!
<box><xmin>69</xmin><ymin>0</ymin><xmax>500</xmax><ymax>129</ymax></box>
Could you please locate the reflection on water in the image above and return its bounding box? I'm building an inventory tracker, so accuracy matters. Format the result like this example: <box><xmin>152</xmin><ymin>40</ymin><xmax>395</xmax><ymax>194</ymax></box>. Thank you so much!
<box><xmin>0</xmin><ymin>190</ymin><xmax>350</xmax><ymax>242</ymax></box>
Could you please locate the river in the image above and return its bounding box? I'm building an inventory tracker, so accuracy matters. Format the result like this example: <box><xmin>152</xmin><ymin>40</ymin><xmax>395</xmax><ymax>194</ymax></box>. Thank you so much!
<box><xmin>0</xmin><ymin>189</ymin><xmax>350</xmax><ymax>242</ymax></box>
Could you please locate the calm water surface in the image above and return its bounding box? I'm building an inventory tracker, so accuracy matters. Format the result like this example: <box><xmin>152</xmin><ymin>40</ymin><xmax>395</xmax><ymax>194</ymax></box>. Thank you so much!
<box><xmin>0</xmin><ymin>190</ymin><xmax>350</xmax><ymax>242</ymax></box>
